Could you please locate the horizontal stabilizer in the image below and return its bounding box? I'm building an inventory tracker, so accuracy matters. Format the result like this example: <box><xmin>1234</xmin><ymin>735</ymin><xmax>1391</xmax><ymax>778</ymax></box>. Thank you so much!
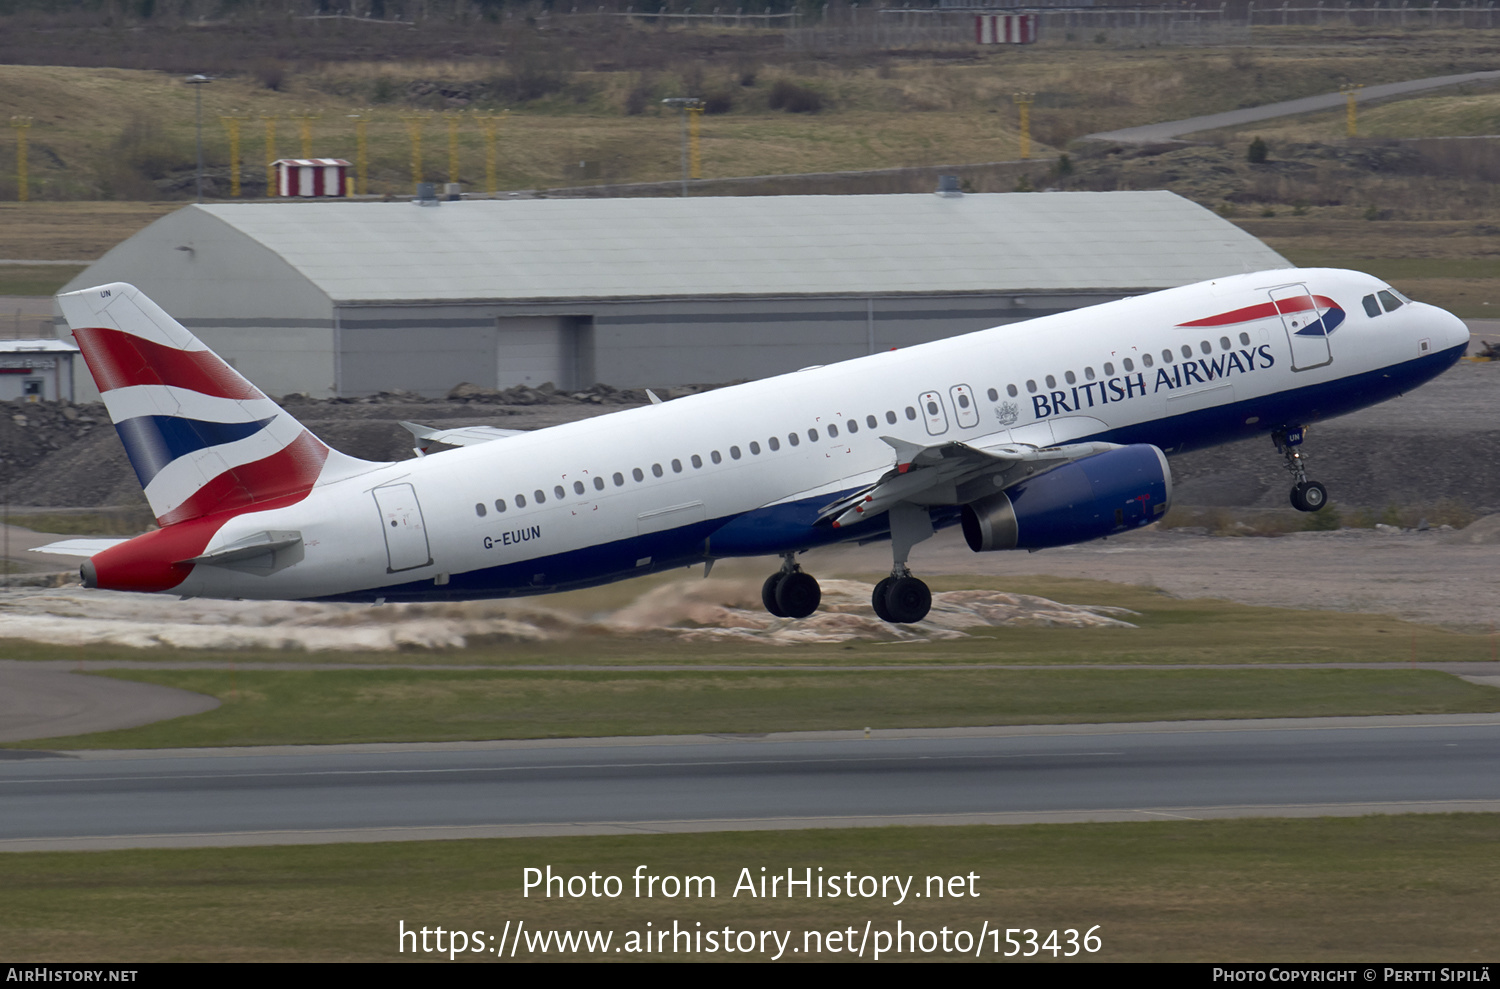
<box><xmin>29</xmin><ymin>538</ymin><xmax>129</xmax><ymax>559</ymax></box>
<box><xmin>178</xmin><ymin>529</ymin><xmax>302</xmax><ymax>567</ymax></box>
<box><xmin>399</xmin><ymin>421</ymin><xmax>527</xmax><ymax>455</ymax></box>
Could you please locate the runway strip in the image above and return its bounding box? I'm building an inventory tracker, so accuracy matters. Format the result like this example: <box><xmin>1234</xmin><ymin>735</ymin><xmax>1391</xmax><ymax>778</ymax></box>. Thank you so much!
<box><xmin>5</xmin><ymin>714</ymin><xmax>1498</xmax><ymax>851</ymax></box>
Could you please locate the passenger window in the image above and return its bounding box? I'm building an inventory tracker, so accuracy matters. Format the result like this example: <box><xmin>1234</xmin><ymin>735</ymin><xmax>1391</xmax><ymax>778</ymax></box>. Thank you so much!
<box><xmin>827</xmin><ymin>425</ymin><xmax>838</xmax><ymax>438</ymax></box>
<box><xmin>1102</xmin><ymin>363</ymin><xmax>1113</xmax><ymax>376</ymax></box>
<box><xmin>905</xmin><ymin>407</ymin><xmax>917</xmax><ymax>420</ymax></box>
<box><xmin>1181</xmin><ymin>345</ymin><xmax>1192</xmax><ymax>359</ymax></box>
<box><xmin>1200</xmin><ymin>341</ymin><xmax>1211</xmax><ymax>355</ymax></box>
<box><xmin>1378</xmin><ymin>290</ymin><xmax>1403</xmax><ymax>312</ymax></box>
<box><xmin>671</xmin><ymin>459</ymin><xmax>682</xmax><ymax>473</ymax></box>
<box><xmin>1123</xmin><ymin>358</ymin><xmax>1133</xmax><ymax>372</ymax></box>
<box><xmin>516</xmin><ymin>494</ymin><xmax>527</xmax><ymax>507</ymax></box>
<box><xmin>535</xmin><ymin>489</ymin><xmax>546</xmax><ymax>503</ymax></box>
<box><xmin>711</xmin><ymin>450</ymin><xmax>723</xmax><ymax>463</ymax></box>
<box><xmin>632</xmin><ymin>468</ymin><xmax>644</xmax><ymax>481</ymax></box>
<box><xmin>1084</xmin><ymin>367</ymin><xmax>1096</xmax><ymax>381</ymax></box>
<box><xmin>1219</xmin><ymin>337</ymin><xmax>1231</xmax><ymax>351</ymax></box>
<box><xmin>475</xmin><ymin>503</ymin><xmax>486</xmax><ymax>517</ymax></box>
<box><xmin>788</xmin><ymin>433</ymin><xmax>800</xmax><ymax>447</ymax></box>
<box><xmin>749</xmin><ymin>441</ymin><xmax>761</xmax><ymax>454</ymax></box>
<box><xmin>1007</xmin><ymin>384</ymin><xmax>1018</xmax><ymax>397</ymax></box>
<box><xmin>808</xmin><ymin>428</ymin><xmax>819</xmax><ymax>442</ymax></box>
<box><xmin>866</xmin><ymin>415</ymin><xmax>878</xmax><ymax>428</ymax></box>
<box><xmin>986</xmin><ymin>388</ymin><xmax>998</xmax><ymax>401</ymax></box>
<box><xmin>1064</xmin><ymin>371</ymin><xmax>1076</xmax><ymax>385</ymax></box>
<box><xmin>495</xmin><ymin>499</ymin><xmax>507</xmax><ymax>512</ymax></box>
<box><xmin>729</xmin><ymin>446</ymin><xmax>741</xmax><ymax>460</ymax></box>
<box><xmin>1239</xmin><ymin>332</ymin><xmax>1251</xmax><ymax>345</ymax></box>
<box><xmin>885</xmin><ymin>411</ymin><xmax>897</xmax><ymax>424</ymax></box>
<box><xmin>613</xmin><ymin>472</ymin><xmax>625</xmax><ymax>486</ymax></box>
<box><xmin>573</xmin><ymin>481</ymin><xmax>585</xmax><ymax>495</ymax></box>
<box><xmin>592</xmin><ymin>478</ymin><xmax>604</xmax><ymax>491</ymax></box>
<box><xmin>652</xmin><ymin>463</ymin><xmax>663</xmax><ymax>477</ymax></box>
<box><xmin>845</xmin><ymin>421</ymin><xmax>856</xmax><ymax>434</ymax></box>
<box><xmin>691</xmin><ymin>455</ymin><xmax>703</xmax><ymax>468</ymax></box>
<box><xmin>1026</xmin><ymin>380</ymin><xmax>1037</xmax><ymax>393</ymax></box>
<box><xmin>1045</xmin><ymin>374</ymin><xmax>1057</xmax><ymax>388</ymax></box>
<box><xmin>1162</xmin><ymin>350</ymin><xmax>1173</xmax><ymax>364</ymax></box>
<box><xmin>768</xmin><ymin>437</ymin><xmax>780</xmax><ymax>451</ymax></box>
<box><xmin>554</xmin><ymin>485</ymin><xmax>565</xmax><ymax>500</ymax></box>
<box><xmin>957</xmin><ymin>392</ymin><xmax>971</xmax><ymax>408</ymax></box>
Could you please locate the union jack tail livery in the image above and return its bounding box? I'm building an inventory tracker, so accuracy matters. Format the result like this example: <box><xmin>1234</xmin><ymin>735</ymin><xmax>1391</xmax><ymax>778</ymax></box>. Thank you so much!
<box><xmin>59</xmin><ymin>283</ymin><xmax>368</xmax><ymax>528</ymax></box>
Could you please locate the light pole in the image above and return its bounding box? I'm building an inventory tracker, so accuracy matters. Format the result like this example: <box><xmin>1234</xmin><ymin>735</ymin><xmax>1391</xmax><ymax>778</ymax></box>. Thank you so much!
<box><xmin>661</xmin><ymin>97</ymin><xmax>702</xmax><ymax>197</ymax></box>
<box><xmin>185</xmin><ymin>74</ymin><xmax>211</xmax><ymax>202</ymax></box>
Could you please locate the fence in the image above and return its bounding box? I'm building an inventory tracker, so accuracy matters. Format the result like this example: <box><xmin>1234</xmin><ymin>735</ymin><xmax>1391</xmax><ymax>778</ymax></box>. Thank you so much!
<box><xmin>787</xmin><ymin>2</ymin><xmax>1498</xmax><ymax>51</ymax></box>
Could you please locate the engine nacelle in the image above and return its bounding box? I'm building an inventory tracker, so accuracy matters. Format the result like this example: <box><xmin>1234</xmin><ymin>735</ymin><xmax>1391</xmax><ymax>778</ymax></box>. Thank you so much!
<box><xmin>961</xmin><ymin>444</ymin><xmax>1172</xmax><ymax>552</ymax></box>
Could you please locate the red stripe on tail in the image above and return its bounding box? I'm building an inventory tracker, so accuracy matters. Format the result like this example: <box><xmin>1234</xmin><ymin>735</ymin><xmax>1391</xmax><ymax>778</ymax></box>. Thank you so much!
<box><xmin>155</xmin><ymin>430</ymin><xmax>329</xmax><ymax>527</ymax></box>
<box><xmin>73</xmin><ymin>326</ymin><xmax>262</xmax><ymax>399</ymax></box>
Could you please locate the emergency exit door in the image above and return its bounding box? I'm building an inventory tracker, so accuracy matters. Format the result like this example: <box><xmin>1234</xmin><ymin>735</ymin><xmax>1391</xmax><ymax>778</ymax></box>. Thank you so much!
<box><xmin>373</xmin><ymin>482</ymin><xmax>433</xmax><ymax>573</ymax></box>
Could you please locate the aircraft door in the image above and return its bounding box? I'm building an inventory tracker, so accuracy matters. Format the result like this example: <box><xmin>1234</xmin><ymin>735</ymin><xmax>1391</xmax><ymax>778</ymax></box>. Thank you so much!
<box><xmin>918</xmin><ymin>391</ymin><xmax>949</xmax><ymax>436</ymax></box>
<box><xmin>1269</xmin><ymin>283</ymin><xmax>1333</xmax><ymax>372</ymax></box>
<box><xmin>373</xmin><ymin>482</ymin><xmax>434</xmax><ymax>573</ymax></box>
<box><xmin>949</xmin><ymin>384</ymin><xmax>979</xmax><ymax>428</ymax></box>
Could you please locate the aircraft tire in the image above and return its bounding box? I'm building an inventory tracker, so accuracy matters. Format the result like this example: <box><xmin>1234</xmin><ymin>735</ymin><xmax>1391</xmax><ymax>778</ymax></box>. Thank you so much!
<box><xmin>1290</xmin><ymin>481</ymin><xmax>1328</xmax><ymax>513</ymax></box>
<box><xmin>884</xmin><ymin>576</ymin><xmax>932</xmax><ymax>624</ymax></box>
<box><xmin>871</xmin><ymin>577</ymin><xmax>898</xmax><ymax>623</ymax></box>
<box><xmin>776</xmin><ymin>571</ymin><xmax>821</xmax><ymax>619</ymax></box>
<box><xmin>761</xmin><ymin>573</ymin><xmax>789</xmax><ymax>617</ymax></box>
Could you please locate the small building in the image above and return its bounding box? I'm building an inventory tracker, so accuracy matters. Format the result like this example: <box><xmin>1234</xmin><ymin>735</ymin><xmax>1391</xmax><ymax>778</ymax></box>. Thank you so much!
<box><xmin>273</xmin><ymin>159</ymin><xmax>351</xmax><ymax>198</ymax></box>
<box><xmin>0</xmin><ymin>339</ymin><xmax>78</xmax><ymax>402</ymax></box>
<box><xmin>58</xmin><ymin>191</ymin><xmax>1289</xmax><ymax>400</ymax></box>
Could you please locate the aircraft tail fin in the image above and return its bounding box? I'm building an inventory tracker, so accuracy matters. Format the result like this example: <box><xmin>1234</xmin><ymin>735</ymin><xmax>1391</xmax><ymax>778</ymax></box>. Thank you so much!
<box><xmin>58</xmin><ymin>282</ymin><xmax>374</xmax><ymax>527</ymax></box>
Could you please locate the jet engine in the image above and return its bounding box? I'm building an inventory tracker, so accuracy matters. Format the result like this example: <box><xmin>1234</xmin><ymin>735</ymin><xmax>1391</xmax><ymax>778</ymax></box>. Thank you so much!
<box><xmin>961</xmin><ymin>444</ymin><xmax>1172</xmax><ymax>552</ymax></box>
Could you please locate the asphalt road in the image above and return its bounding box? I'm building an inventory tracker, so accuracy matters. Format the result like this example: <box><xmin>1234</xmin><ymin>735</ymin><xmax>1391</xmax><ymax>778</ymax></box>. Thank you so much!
<box><xmin>4</xmin><ymin>714</ymin><xmax>1498</xmax><ymax>851</ymax></box>
<box><xmin>1086</xmin><ymin>69</ymin><xmax>1500</xmax><ymax>143</ymax></box>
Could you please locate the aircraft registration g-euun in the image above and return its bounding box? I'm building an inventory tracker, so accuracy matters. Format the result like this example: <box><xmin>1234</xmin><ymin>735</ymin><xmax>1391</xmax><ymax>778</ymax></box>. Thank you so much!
<box><xmin>37</xmin><ymin>269</ymin><xmax>1468</xmax><ymax>624</ymax></box>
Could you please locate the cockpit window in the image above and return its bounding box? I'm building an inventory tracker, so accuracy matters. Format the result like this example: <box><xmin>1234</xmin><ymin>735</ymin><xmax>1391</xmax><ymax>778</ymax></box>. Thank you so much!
<box><xmin>1377</xmin><ymin>290</ymin><xmax>1403</xmax><ymax>313</ymax></box>
<box><xmin>1362</xmin><ymin>294</ymin><xmax>1381</xmax><ymax>318</ymax></box>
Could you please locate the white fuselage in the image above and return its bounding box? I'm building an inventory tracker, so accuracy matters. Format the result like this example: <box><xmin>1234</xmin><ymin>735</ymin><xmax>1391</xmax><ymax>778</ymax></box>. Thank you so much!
<box><xmin>172</xmin><ymin>268</ymin><xmax>1469</xmax><ymax>602</ymax></box>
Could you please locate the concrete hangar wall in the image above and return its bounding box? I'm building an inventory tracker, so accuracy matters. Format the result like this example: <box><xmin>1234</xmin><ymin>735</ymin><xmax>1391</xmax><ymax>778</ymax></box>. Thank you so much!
<box><xmin>59</xmin><ymin>191</ymin><xmax>1289</xmax><ymax>401</ymax></box>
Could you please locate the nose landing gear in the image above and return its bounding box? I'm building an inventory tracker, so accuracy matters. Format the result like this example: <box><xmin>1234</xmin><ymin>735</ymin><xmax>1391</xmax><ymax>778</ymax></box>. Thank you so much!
<box><xmin>1274</xmin><ymin>427</ymin><xmax>1329</xmax><ymax>512</ymax></box>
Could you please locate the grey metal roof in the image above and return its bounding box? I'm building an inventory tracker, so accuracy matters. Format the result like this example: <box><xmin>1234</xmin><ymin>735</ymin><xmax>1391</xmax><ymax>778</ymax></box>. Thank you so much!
<box><xmin>193</xmin><ymin>191</ymin><xmax>1287</xmax><ymax>304</ymax></box>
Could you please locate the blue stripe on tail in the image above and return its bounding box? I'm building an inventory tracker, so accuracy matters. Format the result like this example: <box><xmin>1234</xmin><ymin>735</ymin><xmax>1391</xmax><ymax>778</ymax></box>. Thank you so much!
<box><xmin>114</xmin><ymin>415</ymin><xmax>276</xmax><ymax>487</ymax></box>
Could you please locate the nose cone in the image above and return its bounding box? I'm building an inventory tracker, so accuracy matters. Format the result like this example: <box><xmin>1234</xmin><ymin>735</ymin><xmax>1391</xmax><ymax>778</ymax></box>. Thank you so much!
<box><xmin>1443</xmin><ymin>307</ymin><xmax>1472</xmax><ymax>354</ymax></box>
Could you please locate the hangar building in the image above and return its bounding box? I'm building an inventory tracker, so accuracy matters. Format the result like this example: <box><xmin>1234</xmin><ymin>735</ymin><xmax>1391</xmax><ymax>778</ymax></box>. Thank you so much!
<box><xmin>59</xmin><ymin>191</ymin><xmax>1289</xmax><ymax>400</ymax></box>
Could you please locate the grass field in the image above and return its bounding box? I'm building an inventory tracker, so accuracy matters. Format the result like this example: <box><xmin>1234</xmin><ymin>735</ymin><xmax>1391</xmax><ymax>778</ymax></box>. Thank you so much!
<box><xmin>17</xmin><ymin>667</ymin><xmax>1498</xmax><ymax>750</ymax></box>
<box><xmin>2</xmin><ymin>815</ymin><xmax>1497</xmax><ymax>961</ymax></box>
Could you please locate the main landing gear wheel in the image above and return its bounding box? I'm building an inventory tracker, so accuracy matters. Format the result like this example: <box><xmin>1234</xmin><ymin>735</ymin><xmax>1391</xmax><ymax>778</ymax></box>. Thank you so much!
<box><xmin>881</xmin><ymin>575</ymin><xmax>932</xmax><ymax>624</ymax></box>
<box><xmin>775</xmin><ymin>571</ymin><xmax>821</xmax><ymax>620</ymax></box>
<box><xmin>871</xmin><ymin>576</ymin><xmax>898</xmax><ymax>623</ymax></box>
<box><xmin>762</xmin><ymin>558</ymin><xmax>821</xmax><ymax>620</ymax></box>
<box><xmin>761</xmin><ymin>573</ymin><xmax>789</xmax><ymax>618</ymax></box>
<box><xmin>1290</xmin><ymin>480</ymin><xmax>1328</xmax><ymax>513</ymax></box>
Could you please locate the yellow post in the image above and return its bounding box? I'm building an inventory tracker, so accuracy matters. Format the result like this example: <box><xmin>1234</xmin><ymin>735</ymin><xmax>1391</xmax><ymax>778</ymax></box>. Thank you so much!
<box><xmin>293</xmin><ymin>110</ymin><xmax>319</xmax><ymax>158</ymax></box>
<box><xmin>401</xmin><ymin>113</ymin><xmax>425</xmax><ymax>187</ymax></box>
<box><xmin>688</xmin><ymin>103</ymin><xmax>704</xmax><ymax>179</ymax></box>
<box><xmin>1013</xmin><ymin>92</ymin><xmax>1034</xmax><ymax>160</ymax></box>
<box><xmin>218</xmin><ymin>114</ymin><xmax>244</xmax><ymax>197</ymax></box>
<box><xmin>446</xmin><ymin>111</ymin><xmax>461</xmax><ymax>185</ymax></box>
<box><xmin>261</xmin><ymin>115</ymin><xmax>277</xmax><ymax>196</ymax></box>
<box><xmin>9</xmin><ymin>116</ymin><xmax>31</xmax><ymax>202</ymax></box>
<box><xmin>348</xmin><ymin>110</ymin><xmax>371</xmax><ymax>195</ymax></box>
<box><xmin>477</xmin><ymin>110</ymin><xmax>507</xmax><ymax>194</ymax></box>
<box><xmin>1340</xmin><ymin>83</ymin><xmax>1363</xmax><ymax>137</ymax></box>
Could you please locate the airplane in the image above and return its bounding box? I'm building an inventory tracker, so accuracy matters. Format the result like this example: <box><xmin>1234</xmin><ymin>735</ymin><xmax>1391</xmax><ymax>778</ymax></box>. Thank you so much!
<box><xmin>35</xmin><ymin>270</ymin><xmax>1469</xmax><ymax>624</ymax></box>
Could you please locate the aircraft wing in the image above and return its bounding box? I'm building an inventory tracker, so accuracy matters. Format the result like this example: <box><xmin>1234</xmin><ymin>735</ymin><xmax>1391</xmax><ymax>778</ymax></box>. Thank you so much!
<box><xmin>28</xmin><ymin>538</ymin><xmax>129</xmax><ymax>558</ymax></box>
<box><xmin>400</xmin><ymin>421</ymin><xmax>528</xmax><ymax>455</ymax></box>
<box><xmin>817</xmin><ymin>435</ymin><xmax>1121</xmax><ymax>529</ymax></box>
